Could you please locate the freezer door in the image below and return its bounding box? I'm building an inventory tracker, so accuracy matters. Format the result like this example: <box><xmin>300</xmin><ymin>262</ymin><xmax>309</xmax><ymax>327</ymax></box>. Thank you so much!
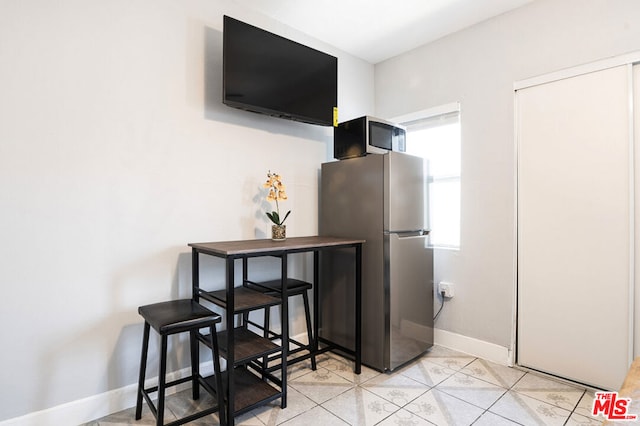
<box><xmin>385</xmin><ymin>152</ymin><xmax>425</xmax><ymax>232</ymax></box>
<box><xmin>387</xmin><ymin>233</ymin><xmax>434</xmax><ymax>370</ymax></box>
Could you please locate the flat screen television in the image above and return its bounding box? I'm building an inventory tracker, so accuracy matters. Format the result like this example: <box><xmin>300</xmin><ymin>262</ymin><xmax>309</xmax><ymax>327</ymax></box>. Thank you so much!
<box><xmin>223</xmin><ymin>15</ymin><xmax>337</xmax><ymax>127</ymax></box>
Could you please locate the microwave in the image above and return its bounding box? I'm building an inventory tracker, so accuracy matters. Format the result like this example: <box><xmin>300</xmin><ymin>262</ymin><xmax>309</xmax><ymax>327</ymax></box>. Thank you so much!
<box><xmin>334</xmin><ymin>116</ymin><xmax>406</xmax><ymax>160</ymax></box>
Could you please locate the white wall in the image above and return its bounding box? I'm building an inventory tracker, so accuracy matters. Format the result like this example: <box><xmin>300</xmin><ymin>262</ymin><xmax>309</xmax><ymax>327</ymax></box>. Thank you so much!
<box><xmin>0</xmin><ymin>0</ymin><xmax>373</xmax><ymax>421</ymax></box>
<box><xmin>375</xmin><ymin>0</ymin><xmax>640</xmax><ymax>353</ymax></box>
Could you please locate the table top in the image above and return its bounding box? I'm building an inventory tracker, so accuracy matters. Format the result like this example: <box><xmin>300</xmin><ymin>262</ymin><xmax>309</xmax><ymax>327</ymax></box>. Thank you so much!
<box><xmin>189</xmin><ymin>236</ymin><xmax>365</xmax><ymax>257</ymax></box>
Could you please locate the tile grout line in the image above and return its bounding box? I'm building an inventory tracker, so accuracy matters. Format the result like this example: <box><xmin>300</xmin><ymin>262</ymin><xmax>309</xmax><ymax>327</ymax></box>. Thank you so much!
<box><xmin>472</xmin><ymin>370</ymin><xmax>528</xmax><ymax>426</ymax></box>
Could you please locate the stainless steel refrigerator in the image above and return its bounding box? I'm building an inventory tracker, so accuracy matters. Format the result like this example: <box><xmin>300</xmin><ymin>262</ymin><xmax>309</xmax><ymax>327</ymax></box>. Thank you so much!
<box><xmin>319</xmin><ymin>151</ymin><xmax>434</xmax><ymax>372</ymax></box>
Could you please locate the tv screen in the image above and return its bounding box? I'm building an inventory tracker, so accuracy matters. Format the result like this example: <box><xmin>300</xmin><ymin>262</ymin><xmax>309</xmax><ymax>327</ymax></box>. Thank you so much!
<box><xmin>223</xmin><ymin>15</ymin><xmax>337</xmax><ymax>127</ymax></box>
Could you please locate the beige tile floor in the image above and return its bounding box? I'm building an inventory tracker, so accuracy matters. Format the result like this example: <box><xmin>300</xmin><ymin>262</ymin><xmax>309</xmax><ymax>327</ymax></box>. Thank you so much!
<box><xmin>83</xmin><ymin>346</ymin><xmax>605</xmax><ymax>426</ymax></box>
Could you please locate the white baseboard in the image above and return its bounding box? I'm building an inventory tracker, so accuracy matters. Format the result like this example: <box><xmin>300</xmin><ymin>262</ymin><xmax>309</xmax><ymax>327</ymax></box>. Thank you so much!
<box><xmin>434</xmin><ymin>328</ymin><xmax>512</xmax><ymax>366</ymax></box>
<box><xmin>0</xmin><ymin>364</ymin><xmax>209</xmax><ymax>426</ymax></box>
<box><xmin>0</xmin><ymin>384</ymin><xmax>138</xmax><ymax>426</ymax></box>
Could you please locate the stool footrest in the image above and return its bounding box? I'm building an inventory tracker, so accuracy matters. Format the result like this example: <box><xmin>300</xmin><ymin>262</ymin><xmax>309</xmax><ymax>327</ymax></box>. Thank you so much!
<box><xmin>145</xmin><ymin>375</ymin><xmax>196</xmax><ymax>394</ymax></box>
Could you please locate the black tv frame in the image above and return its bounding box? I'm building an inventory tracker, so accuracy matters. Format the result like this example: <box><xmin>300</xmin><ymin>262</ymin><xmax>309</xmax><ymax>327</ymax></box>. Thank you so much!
<box><xmin>222</xmin><ymin>15</ymin><xmax>338</xmax><ymax>127</ymax></box>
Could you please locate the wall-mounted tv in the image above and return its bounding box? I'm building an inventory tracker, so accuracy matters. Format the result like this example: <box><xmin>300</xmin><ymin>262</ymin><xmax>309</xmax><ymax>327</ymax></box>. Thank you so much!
<box><xmin>223</xmin><ymin>15</ymin><xmax>337</xmax><ymax>127</ymax></box>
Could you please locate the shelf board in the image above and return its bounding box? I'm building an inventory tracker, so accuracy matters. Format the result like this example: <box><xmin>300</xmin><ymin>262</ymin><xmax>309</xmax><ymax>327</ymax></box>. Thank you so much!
<box><xmin>204</xmin><ymin>368</ymin><xmax>281</xmax><ymax>415</ymax></box>
<box><xmin>200</xmin><ymin>286</ymin><xmax>281</xmax><ymax>313</ymax></box>
<box><xmin>199</xmin><ymin>328</ymin><xmax>281</xmax><ymax>364</ymax></box>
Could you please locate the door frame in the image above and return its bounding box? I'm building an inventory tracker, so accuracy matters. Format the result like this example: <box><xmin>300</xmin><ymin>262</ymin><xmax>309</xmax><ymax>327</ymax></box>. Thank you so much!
<box><xmin>512</xmin><ymin>51</ymin><xmax>640</xmax><ymax>373</ymax></box>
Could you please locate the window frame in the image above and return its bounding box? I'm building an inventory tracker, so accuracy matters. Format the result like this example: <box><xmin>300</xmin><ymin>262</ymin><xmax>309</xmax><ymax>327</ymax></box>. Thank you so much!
<box><xmin>391</xmin><ymin>102</ymin><xmax>461</xmax><ymax>250</ymax></box>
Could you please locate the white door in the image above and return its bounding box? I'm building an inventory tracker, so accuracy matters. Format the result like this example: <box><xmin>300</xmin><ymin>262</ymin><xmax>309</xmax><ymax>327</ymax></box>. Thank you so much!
<box><xmin>517</xmin><ymin>65</ymin><xmax>632</xmax><ymax>390</ymax></box>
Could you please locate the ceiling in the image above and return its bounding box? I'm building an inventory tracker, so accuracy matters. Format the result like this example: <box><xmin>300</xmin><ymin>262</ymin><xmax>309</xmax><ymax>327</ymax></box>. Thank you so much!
<box><xmin>233</xmin><ymin>0</ymin><xmax>534</xmax><ymax>64</ymax></box>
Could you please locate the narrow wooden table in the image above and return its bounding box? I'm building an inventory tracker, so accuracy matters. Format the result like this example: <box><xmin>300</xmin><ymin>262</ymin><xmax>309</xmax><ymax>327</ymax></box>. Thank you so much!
<box><xmin>189</xmin><ymin>236</ymin><xmax>364</xmax><ymax>424</ymax></box>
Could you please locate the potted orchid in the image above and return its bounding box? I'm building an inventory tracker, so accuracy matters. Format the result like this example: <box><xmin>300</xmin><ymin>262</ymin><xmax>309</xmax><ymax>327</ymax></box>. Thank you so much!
<box><xmin>263</xmin><ymin>171</ymin><xmax>291</xmax><ymax>240</ymax></box>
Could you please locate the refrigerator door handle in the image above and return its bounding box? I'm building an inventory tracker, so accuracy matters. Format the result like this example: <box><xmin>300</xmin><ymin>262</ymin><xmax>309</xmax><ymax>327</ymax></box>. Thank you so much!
<box><xmin>387</xmin><ymin>230</ymin><xmax>430</xmax><ymax>238</ymax></box>
<box><xmin>397</xmin><ymin>234</ymin><xmax>426</xmax><ymax>240</ymax></box>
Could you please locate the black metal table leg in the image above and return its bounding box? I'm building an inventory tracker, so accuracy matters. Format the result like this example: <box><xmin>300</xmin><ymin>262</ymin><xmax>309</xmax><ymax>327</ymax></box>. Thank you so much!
<box><xmin>312</xmin><ymin>251</ymin><xmax>319</xmax><ymax>370</ymax></box>
<box><xmin>280</xmin><ymin>253</ymin><xmax>288</xmax><ymax>409</ymax></box>
<box><xmin>192</xmin><ymin>250</ymin><xmax>200</xmax><ymax>303</ymax></box>
<box><xmin>226</xmin><ymin>256</ymin><xmax>235</xmax><ymax>424</ymax></box>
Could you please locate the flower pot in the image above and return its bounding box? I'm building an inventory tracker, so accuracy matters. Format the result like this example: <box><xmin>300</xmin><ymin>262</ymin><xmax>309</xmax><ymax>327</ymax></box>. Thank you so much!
<box><xmin>271</xmin><ymin>225</ymin><xmax>286</xmax><ymax>241</ymax></box>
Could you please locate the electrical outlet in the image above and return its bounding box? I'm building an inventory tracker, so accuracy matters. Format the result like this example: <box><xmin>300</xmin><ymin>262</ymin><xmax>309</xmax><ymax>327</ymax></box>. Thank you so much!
<box><xmin>438</xmin><ymin>282</ymin><xmax>455</xmax><ymax>298</ymax></box>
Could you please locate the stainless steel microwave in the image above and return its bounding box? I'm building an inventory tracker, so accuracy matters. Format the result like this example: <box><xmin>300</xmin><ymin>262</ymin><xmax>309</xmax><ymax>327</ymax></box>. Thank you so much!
<box><xmin>334</xmin><ymin>116</ymin><xmax>406</xmax><ymax>160</ymax></box>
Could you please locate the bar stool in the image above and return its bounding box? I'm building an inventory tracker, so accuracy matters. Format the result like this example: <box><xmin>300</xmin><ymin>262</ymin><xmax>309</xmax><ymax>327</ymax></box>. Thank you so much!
<box><xmin>244</xmin><ymin>278</ymin><xmax>316</xmax><ymax>370</ymax></box>
<box><xmin>136</xmin><ymin>299</ymin><xmax>226</xmax><ymax>426</ymax></box>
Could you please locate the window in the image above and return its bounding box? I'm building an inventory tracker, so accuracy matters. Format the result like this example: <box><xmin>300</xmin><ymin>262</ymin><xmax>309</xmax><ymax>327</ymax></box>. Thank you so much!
<box><xmin>399</xmin><ymin>105</ymin><xmax>461</xmax><ymax>248</ymax></box>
